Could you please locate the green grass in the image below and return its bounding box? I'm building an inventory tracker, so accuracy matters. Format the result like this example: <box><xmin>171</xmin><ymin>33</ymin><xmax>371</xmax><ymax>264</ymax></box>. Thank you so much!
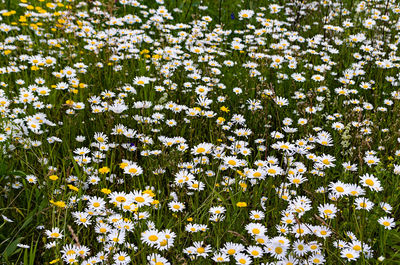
<box><xmin>1</xmin><ymin>0</ymin><xmax>400</xmax><ymax>264</ymax></box>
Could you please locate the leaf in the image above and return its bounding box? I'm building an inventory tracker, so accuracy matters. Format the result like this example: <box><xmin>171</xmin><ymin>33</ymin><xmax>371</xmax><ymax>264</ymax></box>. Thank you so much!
<box><xmin>3</xmin><ymin>237</ymin><xmax>23</xmax><ymax>260</ymax></box>
<box><xmin>11</xmin><ymin>170</ymin><xmax>27</xmax><ymax>177</ymax></box>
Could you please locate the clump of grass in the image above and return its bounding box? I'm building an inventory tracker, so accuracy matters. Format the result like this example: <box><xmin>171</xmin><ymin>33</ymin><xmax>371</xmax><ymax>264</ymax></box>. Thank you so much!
<box><xmin>0</xmin><ymin>0</ymin><xmax>400</xmax><ymax>264</ymax></box>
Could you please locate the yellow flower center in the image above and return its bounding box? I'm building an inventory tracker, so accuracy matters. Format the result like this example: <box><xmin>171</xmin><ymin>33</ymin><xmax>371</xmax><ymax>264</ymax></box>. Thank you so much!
<box><xmin>135</xmin><ymin>197</ymin><xmax>145</xmax><ymax>203</ymax></box>
<box><xmin>322</xmin><ymin>159</ymin><xmax>330</xmax><ymax>165</ymax></box>
<box><xmin>227</xmin><ymin>249</ymin><xmax>236</xmax><ymax>255</ymax></box>
<box><xmin>228</xmin><ymin>160</ymin><xmax>237</xmax><ymax>166</ymax></box>
<box><xmin>251</xmin><ymin>250</ymin><xmax>259</xmax><ymax>256</ymax></box>
<box><xmin>116</xmin><ymin>196</ymin><xmax>126</xmax><ymax>202</ymax></box>
<box><xmin>197</xmin><ymin>247</ymin><xmax>205</xmax><ymax>253</ymax></box>
<box><xmin>149</xmin><ymin>235</ymin><xmax>158</xmax><ymax>241</ymax></box>
<box><xmin>336</xmin><ymin>186</ymin><xmax>344</xmax><ymax>192</ymax></box>
<box><xmin>275</xmin><ymin>247</ymin><xmax>283</xmax><ymax>254</ymax></box>
<box><xmin>253</xmin><ymin>172</ymin><xmax>261</xmax><ymax>177</ymax></box>
<box><xmin>365</xmin><ymin>179</ymin><xmax>374</xmax><ymax>186</ymax></box>
<box><xmin>197</xmin><ymin>147</ymin><xmax>205</xmax><ymax>153</ymax></box>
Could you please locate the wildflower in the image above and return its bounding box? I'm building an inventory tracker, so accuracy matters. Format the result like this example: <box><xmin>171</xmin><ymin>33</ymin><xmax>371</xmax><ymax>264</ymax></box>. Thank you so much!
<box><xmin>245</xmin><ymin>223</ymin><xmax>267</xmax><ymax>237</ymax></box>
<box><xmin>49</xmin><ymin>175</ymin><xmax>58</xmax><ymax>181</ymax></box>
<box><xmin>99</xmin><ymin>166</ymin><xmax>110</xmax><ymax>174</ymax></box>
<box><xmin>378</xmin><ymin>217</ymin><xmax>395</xmax><ymax>230</ymax></box>
<box><xmin>45</xmin><ymin>227</ymin><xmax>63</xmax><ymax>239</ymax></box>
<box><xmin>355</xmin><ymin>197</ymin><xmax>374</xmax><ymax>211</ymax></box>
<box><xmin>114</xmin><ymin>252</ymin><xmax>130</xmax><ymax>265</ymax></box>
<box><xmin>318</xmin><ymin>203</ymin><xmax>337</xmax><ymax>219</ymax></box>
<box><xmin>220</xmin><ymin>106</ymin><xmax>229</xmax><ymax>112</ymax></box>
<box><xmin>234</xmin><ymin>253</ymin><xmax>252</xmax><ymax>264</ymax></box>
<box><xmin>168</xmin><ymin>201</ymin><xmax>185</xmax><ymax>212</ymax></box>
<box><xmin>341</xmin><ymin>248</ymin><xmax>359</xmax><ymax>261</ymax></box>
<box><xmin>359</xmin><ymin>173</ymin><xmax>382</xmax><ymax>191</ymax></box>
<box><xmin>236</xmin><ymin>202</ymin><xmax>247</xmax><ymax>208</ymax></box>
<box><xmin>212</xmin><ymin>252</ymin><xmax>229</xmax><ymax>262</ymax></box>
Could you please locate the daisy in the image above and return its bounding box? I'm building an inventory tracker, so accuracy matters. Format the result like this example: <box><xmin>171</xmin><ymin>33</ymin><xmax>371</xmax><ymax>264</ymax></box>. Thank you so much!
<box><xmin>193</xmin><ymin>241</ymin><xmax>212</xmax><ymax>258</ymax></box>
<box><xmin>317</xmin><ymin>154</ymin><xmax>336</xmax><ymax>168</ymax></box>
<box><xmin>61</xmin><ymin>244</ymin><xmax>78</xmax><ymax>257</ymax></box>
<box><xmin>380</xmin><ymin>202</ymin><xmax>393</xmax><ymax>214</ymax></box>
<box><xmin>349</xmin><ymin>240</ymin><xmax>363</xmax><ymax>253</ymax></box>
<box><xmin>147</xmin><ymin>253</ymin><xmax>170</xmax><ymax>265</ymax></box>
<box><xmin>364</xmin><ymin>155</ymin><xmax>380</xmax><ymax>167</ymax></box>
<box><xmin>314</xmin><ymin>225</ymin><xmax>332</xmax><ymax>238</ymax></box>
<box><xmin>329</xmin><ymin>181</ymin><xmax>349</xmax><ymax>197</ymax></box>
<box><xmin>288</xmin><ymin>174</ymin><xmax>307</xmax><ymax>186</ymax></box>
<box><xmin>359</xmin><ymin>173</ymin><xmax>382</xmax><ymax>191</ymax></box>
<box><xmin>76</xmin><ymin>245</ymin><xmax>90</xmax><ymax>257</ymax></box>
<box><xmin>245</xmin><ymin>223</ymin><xmax>267</xmax><ymax>237</ymax></box>
<box><xmin>107</xmin><ymin>230</ymin><xmax>126</xmax><ymax>245</ymax></box>
<box><xmin>318</xmin><ymin>203</ymin><xmax>337</xmax><ymax>219</ymax></box>
<box><xmin>342</xmin><ymin>162</ymin><xmax>358</xmax><ymax>171</ymax></box>
<box><xmin>341</xmin><ymin>248</ymin><xmax>359</xmax><ymax>261</ymax></box>
<box><xmin>212</xmin><ymin>252</ymin><xmax>229</xmax><ymax>263</ymax></box>
<box><xmin>238</xmin><ymin>10</ymin><xmax>254</xmax><ymax>19</ymax></box>
<box><xmin>209</xmin><ymin>206</ymin><xmax>226</xmax><ymax>215</ymax></box>
<box><xmin>95</xmin><ymin>223</ymin><xmax>112</xmax><ymax>234</ymax></box>
<box><xmin>234</xmin><ymin>253</ymin><xmax>252</xmax><ymax>264</ymax></box>
<box><xmin>45</xmin><ymin>227</ymin><xmax>63</xmax><ymax>239</ymax></box>
<box><xmin>131</xmin><ymin>191</ymin><xmax>152</xmax><ymax>207</ymax></box>
<box><xmin>347</xmin><ymin>184</ymin><xmax>365</xmax><ymax>197</ymax></box>
<box><xmin>267</xmin><ymin>241</ymin><xmax>288</xmax><ymax>260</ymax></box>
<box><xmin>249</xmin><ymin>210</ymin><xmax>265</xmax><ymax>221</ymax></box>
<box><xmin>88</xmin><ymin>196</ymin><xmax>106</xmax><ymax>211</ymax></box>
<box><xmin>247</xmin><ymin>245</ymin><xmax>263</xmax><ymax>258</ymax></box>
<box><xmin>222</xmin><ymin>242</ymin><xmax>245</xmax><ymax>256</ymax></box>
<box><xmin>133</xmin><ymin>76</ymin><xmax>151</xmax><ymax>86</ymax></box>
<box><xmin>168</xmin><ymin>201</ymin><xmax>185</xmax><ymax>212</ymax></box>
<box><xmin>292</xmin><ymin>223</ymin><xmax>310</xmax><ymax>238</ymax></box>
<box><xmin>124</xmin><ymin>163</ymin><xmax>143</xmax><ymax>176</ymax></box>
<box><xmin>275</xmin><ymin>96</ymin><xmax>289</xmax><ymax>107</ymax></box>
<box><xmin>378</xmin><ymin>217</ymin><xmax>395</xmax><ymax>230</ymax></box>
<box><xmin>276</xmin><ymin>224</ymin><xmax>289</xmax><ymax>235</ymax></box>
<box><xmin>355</xmin><ymin>197</ymin><xmax>374</xmax><ymax>211</ymax></box>
<box><xmin>26</xmin><ymin>175</ymin><xmax>37</xmax><ymax>184</ymax></box>
<box><xmin>141</xmin><ymin>229</ymin><xmax>162</xmax><ymax>247</ymax></box>
<box><xmin>108</xmin><ymin>191</ymin><xmax>130</xmax><ymax>206</ymax></box>
<box><xmin>309</xmin><ymin>254</ymin><xmax>325</xmax><ymax>264</ymax></box>
<box><xmin>114</xmin><ymin>251</ymin><xmax>130</xmax><ymax>265</ymax></box>
<box><xmin>63</xmin><ymin>254</ymin><xmax>78</xmax><ymax>264</ymax></box>
<box><xmin>265</xmin><ymin>165</ymin><xmax>283</xmax><ymax>177</ymax></box>
<box><xmin>223</xmin><ymin>156</ymin><xmax>241</xmax><ymax>168</ymax></box>
<box><xmin>191</xmin><ymin>142</ymin><xmax>213</xmax><ymax>155</ymax></box>
<box><xmin>293</xmin><ymin>240</ymin><xmax>309</xmax><ymax>256</ymax></box>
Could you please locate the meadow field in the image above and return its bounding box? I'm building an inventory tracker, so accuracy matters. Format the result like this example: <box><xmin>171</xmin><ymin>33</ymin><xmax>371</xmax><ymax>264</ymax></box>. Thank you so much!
<box><xmin>0</xmin><ymin>0</ymin><xmax>400</xmax><ymax>264</ymax></box>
